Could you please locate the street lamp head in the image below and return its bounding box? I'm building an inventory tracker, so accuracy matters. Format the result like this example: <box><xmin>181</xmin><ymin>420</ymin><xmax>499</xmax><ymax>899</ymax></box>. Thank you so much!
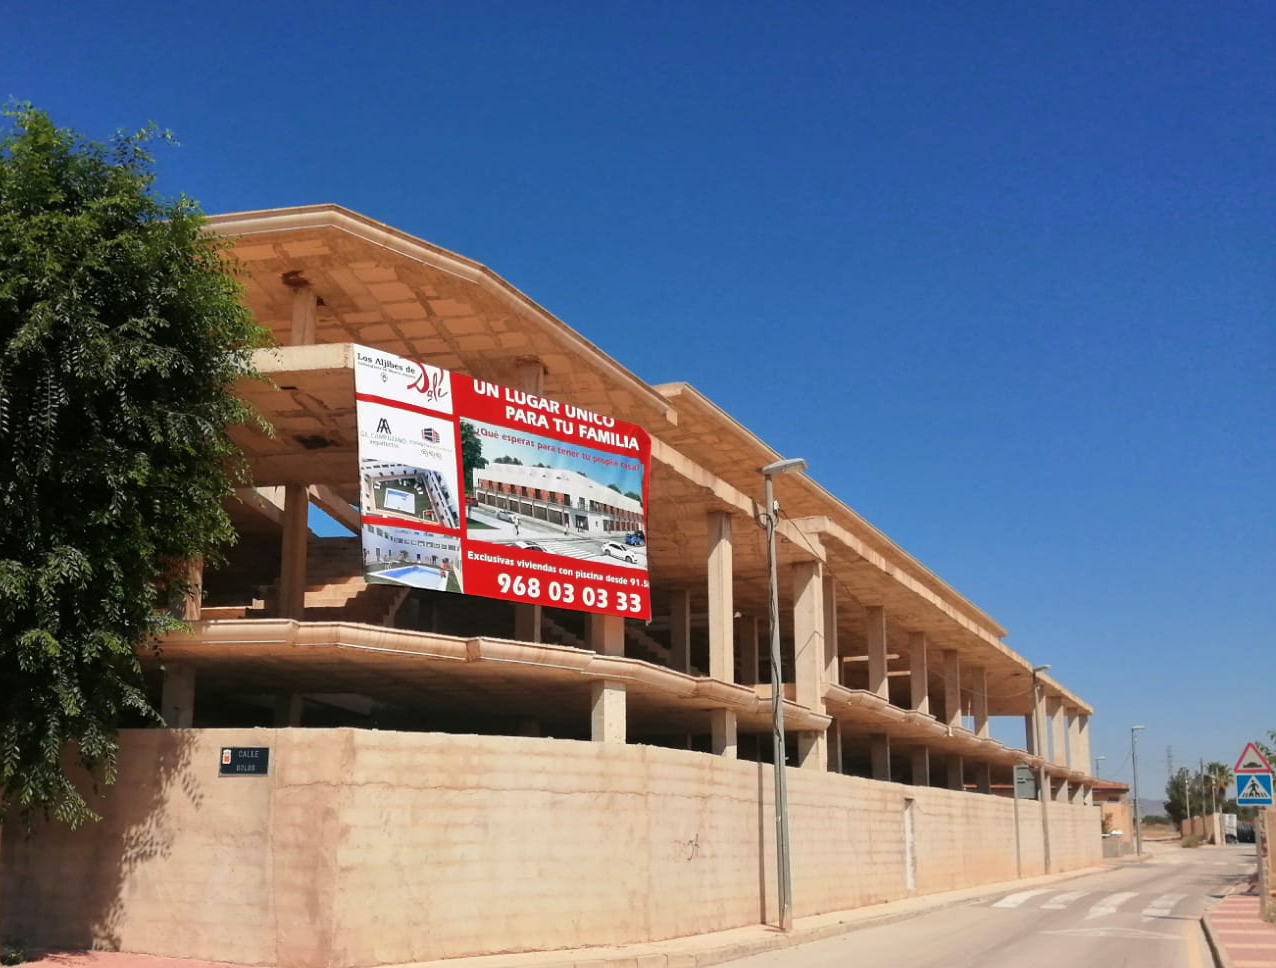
<box><xmin>761</xmin><ymin>457</ymin><xmax>808</xmax><ymax>477</ymax></box>
<box><xmin>1132</xmin><ymin>725</ymin><xmax>1146</xmax><ymax>731</ymax></box>
<box><xmin>1031</xmin><ymin>664</ymin><xmax>1051</xmax><ymax>674</ymax></box>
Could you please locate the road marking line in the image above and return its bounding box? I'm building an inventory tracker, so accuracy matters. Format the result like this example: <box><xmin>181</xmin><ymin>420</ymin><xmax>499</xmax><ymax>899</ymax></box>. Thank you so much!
<box><xmin>1085</xmin><ymin>891</ymin><xmax>1139</xmax><ymax>919</ymax></box>
<box><xmin>1043</xmin><ymin>890</ymin><xmax>1089</xmax><ymax>910</ymax></box>
<box><xmin>994</xmin><ymin>888</ymin><xmax>1052</xmax><ymax>909</ymax></box>
<box><xmin>1142</xmin><ymin>893</ymin><xmax>1186</xmax><ymax>919</ymax></box>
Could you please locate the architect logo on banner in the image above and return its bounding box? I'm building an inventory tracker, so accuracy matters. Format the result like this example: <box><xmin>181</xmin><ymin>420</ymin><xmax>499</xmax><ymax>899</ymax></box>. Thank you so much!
<box><xmin>352</xmin><ymin>345</ymin><xmax>653</xmax><ymax>620</ymax></box>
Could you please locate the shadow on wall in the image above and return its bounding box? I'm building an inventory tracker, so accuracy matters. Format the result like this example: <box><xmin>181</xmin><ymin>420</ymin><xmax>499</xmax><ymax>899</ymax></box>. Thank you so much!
<box><xmin>1</xmin><ymin>728</ymin><xmax>198</xmax><ymax>952</ymax></box>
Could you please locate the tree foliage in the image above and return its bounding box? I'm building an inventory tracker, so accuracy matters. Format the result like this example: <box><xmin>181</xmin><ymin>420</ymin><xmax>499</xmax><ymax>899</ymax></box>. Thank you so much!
<box><xmin>0</xmin><ymin>105</ymin><xmax>268</xmax><ymax>827</ymax></box>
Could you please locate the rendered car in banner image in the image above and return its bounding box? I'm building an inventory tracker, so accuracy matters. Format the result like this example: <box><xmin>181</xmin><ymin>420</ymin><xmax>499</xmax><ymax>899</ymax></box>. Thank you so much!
<box><xmin>602</xmin><ymin>541</ymin><xmax>639</xmax><ymax>564</ymax></box>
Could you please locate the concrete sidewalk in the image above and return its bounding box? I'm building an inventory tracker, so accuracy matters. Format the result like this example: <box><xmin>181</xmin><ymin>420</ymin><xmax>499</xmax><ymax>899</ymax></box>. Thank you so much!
<box><xmin>1204</xmin><ymin>889</ymin><xmax>1276</xmax><ymax>968</ymax></box>
<box><xmin>14</xmin><ymin>865</ymin><xmax>1106</xmax><ymax>968</ymax></box>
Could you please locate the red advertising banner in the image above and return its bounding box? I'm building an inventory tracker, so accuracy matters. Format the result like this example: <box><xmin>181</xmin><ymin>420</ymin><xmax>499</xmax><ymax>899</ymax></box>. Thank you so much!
<box><xmin>353</xmin><ymin>345</ymin><xmax>652</xmax><ymax>620</ymax></box>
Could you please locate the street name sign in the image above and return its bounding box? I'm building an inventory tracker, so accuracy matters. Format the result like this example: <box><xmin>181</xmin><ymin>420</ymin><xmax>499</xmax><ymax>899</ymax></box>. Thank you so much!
<box><xmin>1237</xmin><ymin>772</ymin><xmax>1274</xmax><ymax>806</ymax></box>
<box><xmin>1234</xmin><ymin>742</ymin><xmax>1273</xmax><ymax>774</ymax></box>
<box><xmin>219</xmin><ymin>747</ymin><xmax>270</xmax><ymax>777</ymax></box>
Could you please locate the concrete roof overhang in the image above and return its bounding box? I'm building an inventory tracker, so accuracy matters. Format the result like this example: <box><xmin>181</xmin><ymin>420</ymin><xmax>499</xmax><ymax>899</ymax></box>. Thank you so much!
<box><xmin>206</xmin><ymin>205</ymin><xmax>678</xmax><ymax>431</ymax></box>
<box><xmin>156</xmin><ymin>620</ymin><xmax>832</xmax><ymax>735</ymax></box>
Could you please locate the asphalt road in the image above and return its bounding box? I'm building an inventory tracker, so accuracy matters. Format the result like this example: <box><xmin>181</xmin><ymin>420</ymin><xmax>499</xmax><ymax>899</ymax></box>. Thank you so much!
<box><xmin>728</xmin><ymin>843</ymin><xmax>1253</xmax><ymax>968</ymax></box>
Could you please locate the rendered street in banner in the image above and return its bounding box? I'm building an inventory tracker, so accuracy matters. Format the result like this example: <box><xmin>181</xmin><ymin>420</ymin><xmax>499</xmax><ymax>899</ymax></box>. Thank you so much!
<box><xmin>728</xmin><ymin>844</ymin><xmax>1251</xmax><ymax>968</ymax></box>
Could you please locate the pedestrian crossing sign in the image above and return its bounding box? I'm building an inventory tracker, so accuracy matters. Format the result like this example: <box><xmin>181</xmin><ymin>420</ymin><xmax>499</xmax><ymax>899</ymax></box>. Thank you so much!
<box><xmin>1237</xmin><ymin>772</ymin><xmax>1273</xmax><ymax>806</ymax></box>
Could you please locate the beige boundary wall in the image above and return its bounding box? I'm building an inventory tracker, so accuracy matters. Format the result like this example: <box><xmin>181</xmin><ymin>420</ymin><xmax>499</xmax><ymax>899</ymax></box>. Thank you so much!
<box><xmin>1</xmin><ymin>728</ymin><xmax>1100</xmax><ymax>967</ymax></box>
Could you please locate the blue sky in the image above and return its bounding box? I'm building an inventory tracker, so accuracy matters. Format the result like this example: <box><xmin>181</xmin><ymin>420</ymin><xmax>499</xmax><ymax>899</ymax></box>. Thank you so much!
<box><xmin>8</xmin><ymin>2</ymin><xmax>1273</xmax><ymax>802</ymax></box>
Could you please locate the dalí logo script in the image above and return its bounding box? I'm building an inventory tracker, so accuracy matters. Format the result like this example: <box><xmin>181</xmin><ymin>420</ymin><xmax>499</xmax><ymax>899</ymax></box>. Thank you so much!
<box><xmin>407</xmin><ymin>362</ymin><xmax>448</xmax><ymax>403</ymax></box>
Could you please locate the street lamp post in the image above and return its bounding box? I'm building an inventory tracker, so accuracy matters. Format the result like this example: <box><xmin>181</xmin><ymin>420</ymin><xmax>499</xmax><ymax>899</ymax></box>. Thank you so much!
<box><xmin>1031</xmin><ymin>664</ymin><xmax>1052</xmax><ymax>873</ymax></box>
<box><xmin>1131</xmin><ymin>725</ymin><xmax>1146</xmax><ymax>856</ymax></box>
<box><xmin>1094</xmin><ymin>755</ymin><xmax>1107</xmax><ymax>777</ymax></box>
<box><xmin>761</xmin><ymin>456</ymin><xmax>806</xmax><ymax>932</ymax></box>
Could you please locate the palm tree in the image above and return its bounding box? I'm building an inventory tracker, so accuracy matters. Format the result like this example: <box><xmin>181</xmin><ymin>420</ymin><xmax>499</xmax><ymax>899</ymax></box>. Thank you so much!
<box><xmin>1204</xmin><ymin>761</ymin><xmax>1232</xmax><ymax>811</ymax></box>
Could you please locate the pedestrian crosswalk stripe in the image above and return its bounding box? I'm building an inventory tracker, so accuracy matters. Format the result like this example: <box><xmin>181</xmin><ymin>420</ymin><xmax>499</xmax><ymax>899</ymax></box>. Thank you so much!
<box><xmin>993</xmin><ymin>889</ymin><xmax>1052</xmax><ymax>909</ymax></box>
<box><xmin>1141</xmin><ymin>893</ymin><xmax>1185</xmax><ymax>919</ymax></box>
<box><xmin>1042</xmin><ymin>890</ymin><xmax>1089</xmax><ymax>910</ymax></box>
<box><xmin>1085</xmin><ymin>891</ymin><xmax>1139</xmax><ymax>919</ymax></box>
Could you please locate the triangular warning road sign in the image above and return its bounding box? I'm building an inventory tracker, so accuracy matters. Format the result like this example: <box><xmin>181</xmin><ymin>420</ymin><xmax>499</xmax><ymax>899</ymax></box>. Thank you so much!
<box><xmin>1235</xmin><ymin>742</ymin><xmax>1273</xmax><ymax>774</ymax></box>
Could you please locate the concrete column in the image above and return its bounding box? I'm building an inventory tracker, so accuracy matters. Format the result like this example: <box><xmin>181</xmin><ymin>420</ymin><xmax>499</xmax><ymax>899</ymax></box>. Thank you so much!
<box><xmin>947</xmin><ymin>755</ymin><xmax>964</xmax><ymax>791</ymax></box>
<box><xmin>181</xmin><ymin>556</ymin><xmax>203</xmax><ymax>621</ymax></box>
<box><xmin>670</xmin><ymin>588</ymin><xmax>691</xmax><ymax>673</ymax></box>
<box><xmin>290</xmin><ymin>286</ymin><xmax>317</xmax><ymax>345</ymax></box>
<box><xmin>1024</xmin><ymin>715</ymin><xmax>1037</xmax><ymax>754</ymax></box>
<box><xmin>823</xmin><ymin>576</ymin><xmax>839</xmax><ymax>688</ymax></box>
<box><xmin>706</xmin><ymin>511</ymin><xmax>734</xmax><ymax>682</ymax></box>
<box><xmin>1053</xmin><ymin>777</ymin><xmax>1069</xmax><ymax>802</ymax></box>
<box><xmin>866</xmin><ymin>605</ymin><xmax>888</xmax><ymax>700</ymax></box>
<box><xmin>161</xmin><ymin>664</ymin><xmax>196</xmax><ymax>727</ymax></box>
<box><xmin>943</xmin><ymin>649</ymin><xmax>961</xmax><ymax>730</ymax></box>
<box><xmin>711</xmin><ymin>710</ymin><xmax>737</xmax><ymax>758</ymax></box>
<box><xmin>279</xmin><ymin>483</ymin><xmax>309</xmax><ymax>620</ymax></box>
<box><xmin>792</xmin><ymin>560</ymin><xmax>826</xmax><ymax>771</ymax></box>
<box><xmin>974</xmin><ymin>761</ymin><xmax>992</xmax><ymax>794</ymax></box>
<box><xmin>738</xmin><ymin>615</ymin><xmax>760</xmax><ymax>685</ymax></box>
<box><xmin>1047</xmin><ymin>696</ymin><xmax>1066</xmax><ymax>766</ymax></box>
<box><xmin>911</xmin><ymin>747</ymin><xmax>931</xmax><ymax>787</ymax></box>
<box><xmin>909</xmin><ymin>631</ymin><xmax>929</xmax><ymax>715</ymax></box>
<box><xmin>273</xmin><ymin>693</ymin><xmax>303</xmax><ymax>727</ymax></box>
<box><xmin>514</xmin><ymin>603</ymin><xmax>542</xmax><ymax>643</ymax></box>
<box><xmin>590</xmin><ymin>681</ymin><xmax>626</xmax><ymax>744</ymax></box>
<box><xmin>1066</xmin><ymin>707</ymin><xmax>1081</xmax><ymax>770</ymax></box>
<box><xmin>871</xmin><ymin>734</ymin><xmax>891</xmax><ymax>781</ymax></box>
<box><xmin>588</xmin><ymin>613</ymin><xmax>624</xmax><ymax>656</ymax></box>
<box><xmin>971</xmin><ymin>666</ymin><xmax>989</xmax><ymax>738</ymax></box>
<box><xmin>828</xmin><ymin>720</ymin><xmax>844</xmax><ymax>774</ymax></box>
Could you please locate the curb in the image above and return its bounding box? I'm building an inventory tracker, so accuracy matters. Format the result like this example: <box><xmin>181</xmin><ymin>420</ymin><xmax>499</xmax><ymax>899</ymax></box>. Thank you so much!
<box><xmin>1201</xmin><ymin>916</ymin><xmax>1235</xmax><ymax>968</ymax></box>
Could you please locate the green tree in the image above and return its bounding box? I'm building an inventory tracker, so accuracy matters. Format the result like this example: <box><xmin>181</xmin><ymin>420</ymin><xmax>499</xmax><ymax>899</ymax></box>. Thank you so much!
<box><xmin>459</xmin><ymin>421</ymin><xmax>487</xmax><ymax>499</ymax></box>
<box><xmin>0</xmin><ymin>105</ymin><xmax>267</xmax><ymax>827</ymax></box>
